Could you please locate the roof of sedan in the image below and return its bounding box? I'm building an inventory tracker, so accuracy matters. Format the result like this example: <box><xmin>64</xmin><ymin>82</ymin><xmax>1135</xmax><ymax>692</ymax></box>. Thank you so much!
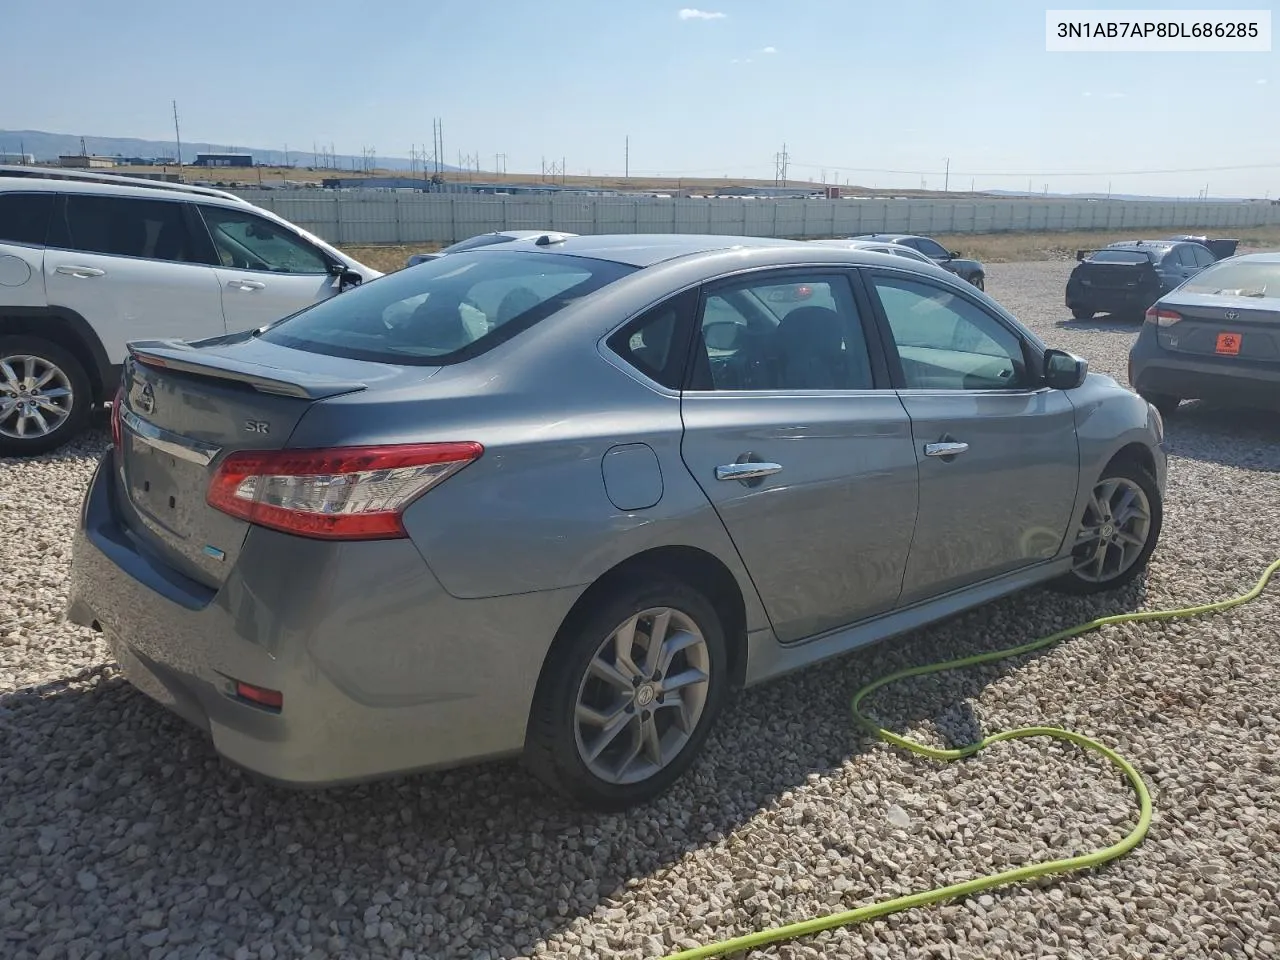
<box><xmin>1221</xmin><ymin>250</ymin><xmax>1280</xmax><ymax>263</ymax></box>
<box><xmin>499</xmin><ymin>233</ymin><xmax>814</xmax><ymax>268</ymax></box>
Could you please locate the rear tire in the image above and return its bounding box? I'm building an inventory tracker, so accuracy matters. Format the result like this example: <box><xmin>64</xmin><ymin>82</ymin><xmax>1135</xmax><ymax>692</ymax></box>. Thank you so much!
<box><xmin>0</xmin><ymin>336</ymin><xmax>92</xmax><ymax>457</ymax></box>
<box><xmin>1140</xmin><ymin>392</ymin><xmax>1180</xmax><ymax>417</ymax></box>
<box><xmin>970</xmin><ymin>274</ymin><xmax>985</xmax><ymax>291</ymax></box>
<box><xmin>1070</xmin><ymin>307</ymin><xmax>1095</xmax><ymax>321</ymax></box>
<box><xmin>524</xmin><ymin>577</ymin><xmax>729</xmax><ymax>811</ymax></box>
<box><xmin>1051</xmin><ymin>460</ymin><xmax>1162</xmax><ymax>595</ymax></box>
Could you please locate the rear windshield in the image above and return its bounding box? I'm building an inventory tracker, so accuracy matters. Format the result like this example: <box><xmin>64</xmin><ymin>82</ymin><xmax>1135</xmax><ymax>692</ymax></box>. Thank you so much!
<box><xmin>1181</xmin><ymin>261</ymin><xmax>1280</xmax><ymax>298</ymax></box>
<box><xmin>258</xmin><ymin>251</ymin><xmax>636</xmax><ymax>365</ymax></box>
<box><xmin>1087</xmin><ymin>250</ymin><xmax>1153</xmax><ymax>263</ymax></box>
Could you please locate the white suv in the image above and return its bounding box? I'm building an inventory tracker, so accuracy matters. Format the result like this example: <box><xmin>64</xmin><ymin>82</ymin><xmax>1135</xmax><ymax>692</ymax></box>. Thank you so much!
<box><xmin>0</xmin><ymin>167</ymin><xmax>381</xmax><ymax>456</ymax></box>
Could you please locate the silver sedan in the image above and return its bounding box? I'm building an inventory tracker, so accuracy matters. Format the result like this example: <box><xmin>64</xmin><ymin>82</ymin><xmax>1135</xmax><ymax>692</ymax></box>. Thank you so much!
<box><xmin>67</xmin><ymin>235</ymin><xmax>1167</xmax><ymax>810</ymax></box>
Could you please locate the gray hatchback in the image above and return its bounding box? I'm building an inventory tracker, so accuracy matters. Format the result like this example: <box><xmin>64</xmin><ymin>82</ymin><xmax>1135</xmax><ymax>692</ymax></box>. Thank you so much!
<box><xmin>66</xmin><ymin>235</ymin><xmax>1167</xmax><ymax>810</ymax></box>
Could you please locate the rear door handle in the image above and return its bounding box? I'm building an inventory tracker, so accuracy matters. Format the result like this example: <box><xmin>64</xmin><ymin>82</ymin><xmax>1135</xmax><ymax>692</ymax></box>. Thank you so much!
<box><xmin>55</xmin><ymin>265</ymin><xmax>106</xmax><ymax>278</ymax></box>
<box><xmin>924</xmin><ymin>441</ymin><xmax>969</xmax><ymax>458</ymax></box>
<box><xmin>715</xmin><ymin>462</ymin><xmax>783</xmax><ymax>482</ymax></box>
<box><xmin>227</xmin><ymin>279</ymin><xmax>267</xmax><ymax>291</ymax></box>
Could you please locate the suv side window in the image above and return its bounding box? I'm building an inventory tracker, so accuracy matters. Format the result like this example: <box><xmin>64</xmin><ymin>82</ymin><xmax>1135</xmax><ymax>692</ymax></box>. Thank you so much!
<box><xmin>913</xmin><ymin>237</ymin><xmax>951</xmax><ymax>259</ymax></box>
<box><xmin>1192</xmin><ymin>244</ymin><xmax>1216</xmax><ymax>267</ymax></box>
<box><xmin>198</xmin><ymin>205</ymin><xmax>330</xmax><ymax>274</ymax></box>
<box><xmin>1176</xmin><ymin>245</ymin><xmax>1199</xmax><ymax>267</ymax></box>
<box><xmin>688</xmin><ymin>274</ymin><xmax>875</xmax><ymax>391</ymax></box>
<box><xmin>49</xmin><ymin>195</ymin><xmax>199</xmax><ymax>263</ymax></box>
<box><xmin>0</xmin><ymin>193</ymin><xmax>55</xmax><ymax>246</ymax></box>
<box><xmin>870</xmin><ymin>275</ymin><xmax>1029</xmax><ymax>390</ymax></box>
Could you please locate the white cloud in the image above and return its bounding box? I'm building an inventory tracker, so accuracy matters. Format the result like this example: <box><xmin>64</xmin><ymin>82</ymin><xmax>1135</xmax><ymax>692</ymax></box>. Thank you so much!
<box><xmin>762</xmin><ymin>45</ymin><xmax>777</xmax><ymax>53</ymax></box>
<box><xmin>1103</xmin><ymin>92</ymin><xmax>1126</xmax><ymax>99</ymax></box>
<box><xmin>678</xmin><ymin>8</ymin><xmax>726</xmax><ymax>19</ymax></box>
<box><xmin>1258</xmin><ymin>78</ymin><xmax>1268</xmax><ymax>85</ymax></box>
<box><xmin>1082</xmin><ymin>91</ymin><xmax>1092</xmax><ymax>97</ymax></box>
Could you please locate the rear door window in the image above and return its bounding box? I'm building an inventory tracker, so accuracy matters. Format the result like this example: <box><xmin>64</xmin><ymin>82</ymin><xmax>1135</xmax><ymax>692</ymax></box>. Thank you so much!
<box><xmin>259</xmin><ymin>250</ymin><xmax>636</xmax><ymax>365</ymax></box>
<box><xmin>49</xmin><ymin>195</ymin><xmax>201</xmax><ymax>263</ymax></box>
<box><xmin>0</xmin><ymin>192</ymin><xmax>54</xmax><ymax>245</ymax></box>
<box><xmin>1176</xmin><ymin>245</ymin><xmax>1199</xmax><ymax>267</ymax></box>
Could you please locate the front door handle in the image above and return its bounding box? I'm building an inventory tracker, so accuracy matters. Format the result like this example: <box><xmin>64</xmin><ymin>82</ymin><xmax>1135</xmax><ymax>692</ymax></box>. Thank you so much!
<box><xmin>924</xmin><ymin>441</ymin><xmax>969</xmax><ymax>458</ymax></box>
<box><xmin>227</xmin><ymin>279</ymin><xmax>267</xmax><ymax>291</ymax></box>
<box><xmin>55</xmin><ymin>265</ymin><xmax>106</xmax><ymax>278</ymax></box>
<box><xmin>715</xmin><ymin>461</ymin><xmax>783</xmax><ymax>482</ymax></box>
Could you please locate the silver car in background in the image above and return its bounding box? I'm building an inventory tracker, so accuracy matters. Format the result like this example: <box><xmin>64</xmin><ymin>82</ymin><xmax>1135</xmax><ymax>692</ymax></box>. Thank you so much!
<box><xmin>1130</xmin><ymin>251</ymin><xmax>1280</xmax><ymax>415</ymax></box>
<box><xmin>67</xmin><ymin>235</ymin><xmax>1166</xmax><ymax>810</ymax></box>
<box><xmin>406</xmin><ymin>230</ymin><xmax>579</xmax><ymax>267</ymax></box>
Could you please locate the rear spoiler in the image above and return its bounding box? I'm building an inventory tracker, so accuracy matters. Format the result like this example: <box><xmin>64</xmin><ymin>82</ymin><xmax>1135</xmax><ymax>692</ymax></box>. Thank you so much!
<box><xmin>126</xmin><ymin>340</ymin><xmax>368</xmax><ymax>400</ymax></box>
<box><xmin>1075</xmin><ymin>248</ymin><xmax>1157</xmax><ymax>262</ymax></box>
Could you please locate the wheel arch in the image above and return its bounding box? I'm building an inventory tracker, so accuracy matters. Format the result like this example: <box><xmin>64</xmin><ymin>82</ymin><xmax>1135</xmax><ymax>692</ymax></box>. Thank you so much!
<box><xmin>1104</xmin><ymin>440</ymin><xmax>1158</xmax><ymax>481</ymax></box>
<box><xmin>0</xmin><ymin>307</ymin><xmax>116</xmax><ymax>402</ymax></box>
<box><xmin>541</xmin><ymin>544</ymin><xmax>751</xmax><ymax>694</ymax></box>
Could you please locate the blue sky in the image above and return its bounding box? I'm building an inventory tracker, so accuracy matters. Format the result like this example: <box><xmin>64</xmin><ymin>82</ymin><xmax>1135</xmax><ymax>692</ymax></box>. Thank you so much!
<box><xmin>6</xmin><ymin>0</ymin><xmax>1277</xmax><ymax>196</ymax></box>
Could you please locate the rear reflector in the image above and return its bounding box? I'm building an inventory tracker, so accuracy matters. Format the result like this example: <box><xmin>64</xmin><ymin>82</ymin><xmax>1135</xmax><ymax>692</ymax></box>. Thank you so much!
<box><xmin>1145</xmin><ymin>307</ymin><xmax>1182</xmax><ymax>327</ymax></box>
<box><xmin>234</xmin><ymin>681</ymin><xmax>283</xmax><ymax>710</ymax></box>
<box><xmin>206</xmin><ymin>442</ymin><xmax>483</xmax><ymax>540</ymax></box>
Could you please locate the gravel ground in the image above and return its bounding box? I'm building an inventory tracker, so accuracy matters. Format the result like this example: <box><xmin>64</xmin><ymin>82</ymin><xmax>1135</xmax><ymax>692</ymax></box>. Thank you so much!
<box><xmin>2</xmin><ymin>259</ymin><xmax>1279</xmax><ymax>960</ymax></box>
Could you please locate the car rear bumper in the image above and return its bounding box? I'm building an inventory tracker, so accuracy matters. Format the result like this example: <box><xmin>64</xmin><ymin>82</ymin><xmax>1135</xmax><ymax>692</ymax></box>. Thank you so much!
<box><xmin>66</xmin><ymin>450</ymin><xmax>581</xmax><ymax>787</ymax></box>
<box><xmin>1066</xmin><ymin>281</ymin><xmax>1160</xmax><ymax>315</ymax></box>
<box><xmin>1130</xmin><ymin>341</ymin><xmax>1280</xmax><ymax>409</ymax></box>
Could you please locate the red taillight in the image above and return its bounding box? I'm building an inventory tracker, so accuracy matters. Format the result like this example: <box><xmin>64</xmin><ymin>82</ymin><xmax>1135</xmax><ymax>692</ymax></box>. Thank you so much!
<box><xmin>1145</xmin><ymin>307</ymin><xmax>1182</xmax><ymax>327</ymax></box>
<box><xmin>206</xmin><ymin>442</ymin><xmax>483</xmax><ymax>540</ymax></box>
<box><xmin>110</xmin><ymin>385</ymin><xmax>124</xmax><ymax>448</ymax></box>
<box><xmin>234</xmin><ymin>681</ymin><xmax>283</xmax><ymax>710</ymax></box>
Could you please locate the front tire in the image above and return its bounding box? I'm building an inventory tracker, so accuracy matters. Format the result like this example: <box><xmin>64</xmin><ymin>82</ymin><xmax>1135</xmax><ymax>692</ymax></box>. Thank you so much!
<box><xmin>970</xmin><ymin>274</ymin><xmax>985</xmax><ymax>292</ymax></box>
<box><xmin>524</xmin><ymin>578</ymin><xmax>729</xmax><ymax>811</ymax></box>
<box><xmin>1071</xmin><ymin>307</ymin><xmax>1095</xmax><ymax>321</ymax></box>
<box><xmin>1052</xmin><ymin>460</ymin><xmax>1162</xmax><ymax>595</ymax></box>
<box><xmin>0</xmin><ymin>336</ymin><xmax>92</xmax><ymax>457</ymax></box>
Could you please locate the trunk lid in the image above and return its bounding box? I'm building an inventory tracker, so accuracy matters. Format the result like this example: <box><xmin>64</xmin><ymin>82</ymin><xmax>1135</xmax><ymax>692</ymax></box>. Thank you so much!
<box><xmin>114</xmin><ymin>336</ymin><xmax>437</xmax><ymax>588</ymax></box>
<box><xmin>1072</xmin><ymin>256</ymin><xmax>1162</xmax><ymax>294</ymax></box>
<box><xmin>1156</xmin><ymin>293</ymin><xmax>1280</xmax><ymax>363</ymax></box>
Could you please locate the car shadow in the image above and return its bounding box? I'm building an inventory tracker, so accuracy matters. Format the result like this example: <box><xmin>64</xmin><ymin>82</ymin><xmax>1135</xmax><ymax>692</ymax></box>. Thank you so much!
<box><xmin>1</xmin><ymin>573</ymin><xmax>1149</xmax><ymax>959</ymax></box>
<box><xmin>1162</xmin><ymin>402</ymin><xmax>1280</xmax><ymax>472</ymax></box>
<box><xmin>1052</xmin><ymin>313</ymin><xmax>1143</xmax><ymax>332</ymax></box>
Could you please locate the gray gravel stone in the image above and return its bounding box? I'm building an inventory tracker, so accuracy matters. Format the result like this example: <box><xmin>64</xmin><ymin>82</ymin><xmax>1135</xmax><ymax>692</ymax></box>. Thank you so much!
<box><xmin>1</xmin><ymin>259</ymin><xmax>1279</xmax><ymax>959</ymax></box>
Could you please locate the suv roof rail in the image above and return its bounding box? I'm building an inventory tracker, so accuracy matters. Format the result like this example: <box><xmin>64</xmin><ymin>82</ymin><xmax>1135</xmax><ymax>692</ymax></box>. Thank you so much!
<box><xmin>0</xmin><ymin>165</ymin><xmax>247</xmax><ymax>202</ymax></box>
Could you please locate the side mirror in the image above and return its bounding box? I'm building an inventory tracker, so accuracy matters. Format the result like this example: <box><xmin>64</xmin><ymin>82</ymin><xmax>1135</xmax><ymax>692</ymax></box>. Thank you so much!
<box><xmin>1044</xmin><ymin>348</ymin><xmax>1088</xmax><ymax>389</ymax></box>
<box><xmin>948</xmin><ymin>250</ymin><xmax>961</xmax><ymax>259</ymax></box>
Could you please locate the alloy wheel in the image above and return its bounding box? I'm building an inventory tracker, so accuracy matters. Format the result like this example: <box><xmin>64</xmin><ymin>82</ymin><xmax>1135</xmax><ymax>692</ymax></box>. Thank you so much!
<box><xmin>573</xmin><ymin>606</ymin><xmax>711</xmax><ymax>785</ymax></box>
<box><xmin>1071</xmin><ymin>477</ymin><xmax>1152</xmax><ymax>583</ymax></box>
<box><xmin>0</xmin><ymin>355</ymin><xmax>75</xmax><ymax>440</ymax></box>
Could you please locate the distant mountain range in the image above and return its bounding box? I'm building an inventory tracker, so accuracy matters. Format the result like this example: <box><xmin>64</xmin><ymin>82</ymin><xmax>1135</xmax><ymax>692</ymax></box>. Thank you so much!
<box><xmin>985</xmin><ymin>188</ymin><xmax>1253</xmax><ymax>203</ymax></box>
<box><xmin>0</xmin><ymin>129</ymin><xmax>461</xmax><ymax>174</ymax></box>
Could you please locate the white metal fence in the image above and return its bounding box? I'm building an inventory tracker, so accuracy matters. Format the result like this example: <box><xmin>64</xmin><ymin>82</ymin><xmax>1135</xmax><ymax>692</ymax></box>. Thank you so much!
<box><xmin>236</xmin><ymin>190</ymin><xmax>1280</xmax><ymax>247</ymax></box>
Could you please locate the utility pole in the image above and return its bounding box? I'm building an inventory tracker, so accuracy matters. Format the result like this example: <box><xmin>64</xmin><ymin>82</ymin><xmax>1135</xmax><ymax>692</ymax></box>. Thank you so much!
<box><xmin>172</xmin><ymin>100</ymin><xmax>183</xmax><ymax>178</ymax></box>
<box><xmin>944</xmin><ymin>157</ymin><xmax>950</xmax><ymax>193</ymax></box>
<box><xmin>773</xmin><ymin>143</ymin><xmax>789</xmax><ymax>186</ymax></box>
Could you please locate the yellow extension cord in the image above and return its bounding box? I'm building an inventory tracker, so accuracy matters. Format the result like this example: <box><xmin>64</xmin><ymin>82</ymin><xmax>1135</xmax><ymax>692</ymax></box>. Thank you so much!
<box><xmin>660</xmin><ymin>557</ymin><xmax>1280</xmax><ymax>960</ymax></box>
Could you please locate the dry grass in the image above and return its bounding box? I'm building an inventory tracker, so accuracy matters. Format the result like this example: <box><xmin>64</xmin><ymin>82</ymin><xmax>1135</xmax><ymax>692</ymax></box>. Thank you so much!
<box><xmin>343</xmin><ymin>227</ymin><xmax>1280</xmax><ymax>275</ymax></box>
<box><xmin>935</xmin><ymin>227</ymin><xmax>1280</xmax><ymax>263</ymax></box>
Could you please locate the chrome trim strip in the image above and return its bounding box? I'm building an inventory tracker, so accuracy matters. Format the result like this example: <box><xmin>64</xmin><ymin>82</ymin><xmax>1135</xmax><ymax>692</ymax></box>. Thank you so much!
<box><xmin>120</xmin><ymin>409</ymin><xmax>222</xmax><ymax>466</ymax></box>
